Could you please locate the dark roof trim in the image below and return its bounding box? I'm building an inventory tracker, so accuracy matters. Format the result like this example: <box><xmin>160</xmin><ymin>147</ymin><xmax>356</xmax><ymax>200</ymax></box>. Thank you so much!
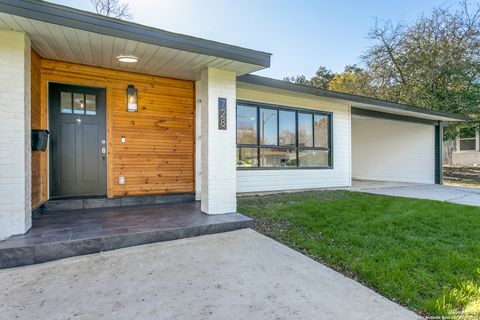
<box><xmin>237</xmin><ymin>74</ymin><xmax>469</xmax><ymax>121</ymax></box>
<box><xmin>352</xmin><ymin>108</ymin><xmax>438</xmax><ymax>126</ymax></box>
<box><xmin>0</xmin><ymin>0</ymin><xmax>271</xmax><ymax>67</ymax></box>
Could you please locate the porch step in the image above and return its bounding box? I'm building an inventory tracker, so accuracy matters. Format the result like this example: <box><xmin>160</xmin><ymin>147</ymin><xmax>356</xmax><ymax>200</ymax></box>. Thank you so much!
<box><xmin>43</xmin><ymin>193</ymin><xmax>195</xmax><ymax>211</ymax></box>
<box><xmin>0</xmin><ymin>202</ymin><xmax>253</xmax><ymax>269</ymax></box>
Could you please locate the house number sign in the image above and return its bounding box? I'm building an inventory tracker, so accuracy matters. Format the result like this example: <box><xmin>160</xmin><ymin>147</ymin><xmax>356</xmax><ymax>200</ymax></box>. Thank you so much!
<box><xmin>218</xmin><ymin>97</ymin><xmax>227</xmax><ymax>130</ymax></box>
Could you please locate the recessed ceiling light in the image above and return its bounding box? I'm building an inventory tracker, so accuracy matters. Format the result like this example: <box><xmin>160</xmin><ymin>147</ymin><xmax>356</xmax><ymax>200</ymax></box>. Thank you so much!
<box><xmin>117</xmin><ymin>55</ymin><xmax>138</xmax><ymax>63</ymax></box>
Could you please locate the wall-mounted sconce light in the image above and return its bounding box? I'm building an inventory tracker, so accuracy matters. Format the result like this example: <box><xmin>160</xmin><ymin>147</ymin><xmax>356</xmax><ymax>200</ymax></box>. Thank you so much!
<box><xmin>126</xmin><ymin>85</ymin><xmax>138</xmax><ymax>112</ymax></box>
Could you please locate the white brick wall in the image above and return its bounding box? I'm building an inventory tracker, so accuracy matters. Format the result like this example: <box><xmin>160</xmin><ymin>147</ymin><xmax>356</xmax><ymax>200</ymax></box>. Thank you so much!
<box><xmin>200</xmin><ymin>68</ymin><xmax>237</xmax><ymax>214</ymax></box>
<box><xmin>236</xmin><ymin>85</ymin><xmax>352</xmax><ymax>192</ymax></box>
<box><xmin>0</xmin><ymin>30</ymin><xmax>32</xmax><ymax>240</ymax></box>
<box><xmin>352</xmin><ymin>116</ymin><xmax>435</xmax><ymax>184</ymax></box>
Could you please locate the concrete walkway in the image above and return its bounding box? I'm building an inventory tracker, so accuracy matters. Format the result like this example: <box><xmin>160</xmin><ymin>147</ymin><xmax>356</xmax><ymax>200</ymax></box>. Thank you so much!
<box><xmin>352</xmin><ymin>180</ymin><xmax>480</xmax><ymax>206</ymax></box>
<box><xmin>0</xmin><ymin>229</ymin><xmax>420</xmax><ymax>320</ymax></box>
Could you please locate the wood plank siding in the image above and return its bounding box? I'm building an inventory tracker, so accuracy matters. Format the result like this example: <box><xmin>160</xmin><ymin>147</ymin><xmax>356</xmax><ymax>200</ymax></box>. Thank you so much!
<box><xmin>31</xmin><ymin>49</ymin><xmax>48</xmax><ymax>208</ymax></box>
<box><xmin>31</xmin><ymin>52</ymin><xmax>195</xmax><ymax>203</ymax></box>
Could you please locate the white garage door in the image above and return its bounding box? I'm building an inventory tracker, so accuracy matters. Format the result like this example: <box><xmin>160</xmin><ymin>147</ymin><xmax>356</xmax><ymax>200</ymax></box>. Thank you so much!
<box><xmin>352</xmin><ymin>116</ymin><xmax>435</xmax><ymax>184</ymax></box>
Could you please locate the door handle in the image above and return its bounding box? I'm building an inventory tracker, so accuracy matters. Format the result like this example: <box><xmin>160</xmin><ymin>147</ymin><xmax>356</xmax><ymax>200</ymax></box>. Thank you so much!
<box><xmin>101</xmin><ymin>139</ymin><xmax>106</xmax><ymax>160</ymax></box>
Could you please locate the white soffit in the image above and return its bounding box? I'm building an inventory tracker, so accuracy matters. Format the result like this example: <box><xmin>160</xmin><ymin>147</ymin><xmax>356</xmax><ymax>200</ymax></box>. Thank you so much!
<box><xmin>0</xmin><ymin>12</ymin><xmax>264</xmax><ymax>80</ymax></box>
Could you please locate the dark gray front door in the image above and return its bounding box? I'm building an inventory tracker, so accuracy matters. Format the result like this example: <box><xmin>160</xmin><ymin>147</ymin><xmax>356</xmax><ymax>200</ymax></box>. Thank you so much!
<box><xmin>49</xmin><ymin>83</ymin><xmax>107</xmax><ymax>198</ymax></box>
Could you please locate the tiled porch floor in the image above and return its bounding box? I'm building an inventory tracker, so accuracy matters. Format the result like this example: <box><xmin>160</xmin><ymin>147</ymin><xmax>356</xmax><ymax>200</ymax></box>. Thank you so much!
<box><xmin>0</xmin><ymin>202</ymin><xmax>252</xmax><ymax>269</ymax></box>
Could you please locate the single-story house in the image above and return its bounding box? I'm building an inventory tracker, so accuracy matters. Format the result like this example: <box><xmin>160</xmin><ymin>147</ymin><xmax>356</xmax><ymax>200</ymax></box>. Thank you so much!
<box><xmin>0</xmin><ymin>0</ymin><xmax>467</xmax><ymax>240</ymax></box>
<box><xmin>444</xmin><ymin>127</ymin><xmax>480</xmax><ymax>166</ymax></box>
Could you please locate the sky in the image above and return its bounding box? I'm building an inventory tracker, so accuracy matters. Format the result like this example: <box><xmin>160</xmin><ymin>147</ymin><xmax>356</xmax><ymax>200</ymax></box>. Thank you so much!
<box><xmin>51</xmin><ymin>0</ymin><xmax>455</xmax><ymax>80</ymax></box>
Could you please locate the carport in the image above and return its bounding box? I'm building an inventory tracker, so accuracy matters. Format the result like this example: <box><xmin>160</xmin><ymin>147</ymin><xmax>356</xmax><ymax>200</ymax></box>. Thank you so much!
<box><xmin>350</xmin><ymin>105</ymin><xmax>466</xmax><ymax>185</ymax></box>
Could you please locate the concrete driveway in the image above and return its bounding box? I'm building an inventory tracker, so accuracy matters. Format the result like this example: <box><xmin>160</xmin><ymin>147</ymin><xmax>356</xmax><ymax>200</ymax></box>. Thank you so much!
<box><xmin>0</xmin><ymin>229</ymin><xmax>420</xmax><ymax>320</ymax></box>
<box><xmin>352</xmin><ymin>180</ymin><xmax>480</xmax><ymax>206</ymax></box>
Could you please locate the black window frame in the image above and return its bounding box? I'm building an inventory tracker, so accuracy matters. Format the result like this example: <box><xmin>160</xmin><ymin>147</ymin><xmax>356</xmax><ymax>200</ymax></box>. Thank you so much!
<box><xmin>236</xmin><ymin>100</ymin><xmax>333</xmax><ymax>170</ymax></box>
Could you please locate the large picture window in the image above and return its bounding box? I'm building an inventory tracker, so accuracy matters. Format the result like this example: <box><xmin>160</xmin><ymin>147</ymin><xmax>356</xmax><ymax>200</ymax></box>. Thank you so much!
<box><xmin>236</xmin><ymin>102</ymin><xmax>333</xmax><ymax>169</ymax></box>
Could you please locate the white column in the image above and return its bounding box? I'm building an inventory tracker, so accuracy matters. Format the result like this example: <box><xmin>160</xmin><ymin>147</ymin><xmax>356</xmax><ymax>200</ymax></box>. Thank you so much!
<box><xmin>0</xmin><ymin>30</ymin><xmax>32</xmax><ymax>240</ymax></box>
<box><xmin>199</xmin><ymin>68</ymin><xmax>237</xmax><ymax>214</ymax></box>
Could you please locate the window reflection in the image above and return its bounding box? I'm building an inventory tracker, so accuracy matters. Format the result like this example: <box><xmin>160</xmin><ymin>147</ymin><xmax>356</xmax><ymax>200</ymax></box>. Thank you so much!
<box><xmin>236</xmin><ymin>147</ymin><xmax>258</xmax><ymax>168</ymax></box>
<box><xmin>298</xmin><ymin>113</ymin><xmax>313</xmax><ymax>148</ymax></box>
<box><xmin>314</xmin><ymin>114</ymin><xmax>329</xmax><ymax>148</ymax></box>
<box><xmin>279</xmin><ymin>110</ymin><xmax>296</xmax><ymax>146</ymax></box>
<box><xmin>60</xmin><ymin>92</ymin><xmax>72</xmax><ymax>113</ymax></box>
<box><xmin>73</xmin><ymin>93</ymin><xmax>84</xmax><ymax>115</ymax></box>
<box><xmin>260</xmin><ymin>148</ymin><xmax>297</xmax><ymax>167</ymax></box>
<box><xmin>299</xmin><ymin>149</ymin><xmax>329</xmax><ymax>167</ymax></box>
<box><xmin>85</xmin><ymin>94</ymin><xmax>96</xmax><ymax>115</ymax></box>
<box><xmin>260</xmin><ymin>108</ymin><xmax>278</xmax><ymax>145</ymax></box>
<box><xmin>237</xmin><ymin>104</ymin><xmax>257</xmax><ymax>145</ymax></box>
<box><xmin>236</xmin><ymin>103</ymin><xmax>332</xmax><ymax>169</ymax></box>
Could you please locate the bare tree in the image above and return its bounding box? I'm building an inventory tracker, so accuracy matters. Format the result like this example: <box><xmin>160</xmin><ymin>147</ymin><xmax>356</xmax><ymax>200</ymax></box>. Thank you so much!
<box><xmin>90</xmin><ymin>0</ymin><xmax>132</xmax><ymax>20</ymax></box>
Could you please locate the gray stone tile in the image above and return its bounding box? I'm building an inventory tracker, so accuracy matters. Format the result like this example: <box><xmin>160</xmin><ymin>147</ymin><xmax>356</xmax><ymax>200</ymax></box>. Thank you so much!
<box><xmin>153</xmin><ymin>195</ymin><xmax>184</xmax><ymax>204</ymax></box>
<box><xmin>120</xmin><ymin>196</ymin><xmax>156</xmax><ymax>206</ymax></box>
<box><xmin>45</xmin><ymin>199</ymin><xmax>84</xmax><ymax>210</ymax></box>
<box><xmin>0</xmin><ymin>246</ymin><xmax>35</xmax><ymax>268</ymax></box>
<box><xmin>182</xmin><ymin>194</ymin><xmax>195</xmax><ymax>202</ymax></box>
<box><xmin>74</xmin><ymin>221</ymin><xmax>103</xmax><ymax>232</ymax></box>
<box><xmin>41</xmin><ymin>228</ymin><xmax>74</xmax><ymax>238</ymax></box>
<box><xmin>101</xmin><ymin>227</ymin><xmax>129</xmax><ymax>236</ymax></box>
<box><xmin>70</xmin><ymin>231</ymin><xmax>102</xmax><ymax>241</ymax></box>
<box><xmin>0</xmin><ymin>201</ymin><xmax>252</xmax><ymax>269</ymax></box>
<box><xmin>83</xmin><ymin>198</ymin><xmax>121</xmax><ymax>209</ymax></box>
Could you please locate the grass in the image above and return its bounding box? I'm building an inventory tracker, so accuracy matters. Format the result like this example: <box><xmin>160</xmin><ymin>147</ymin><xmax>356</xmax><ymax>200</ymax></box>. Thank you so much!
<box><xmin>238</xmin><ymin>191</ymin><xmax>480</xmax><ymax>317</ymax></box>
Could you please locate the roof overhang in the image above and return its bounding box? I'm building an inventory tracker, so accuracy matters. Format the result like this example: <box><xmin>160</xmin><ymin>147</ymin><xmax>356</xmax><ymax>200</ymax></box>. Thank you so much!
<box><xmin>0</xmin><ymin>0</ymin><xmax>271</xmax><ymax>80</ymax></box>
<box><xmin>237</xmin><ymin>74</ymin><xmax>469</xmax><ymax>122</ymax></box>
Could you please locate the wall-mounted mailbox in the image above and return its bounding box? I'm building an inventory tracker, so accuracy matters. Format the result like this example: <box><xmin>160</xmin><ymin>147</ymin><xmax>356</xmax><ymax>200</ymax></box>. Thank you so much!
<box><xmin>31</xmin><ymin>129</ymin><xmax>49</xmax><ymax>152</ymax></box>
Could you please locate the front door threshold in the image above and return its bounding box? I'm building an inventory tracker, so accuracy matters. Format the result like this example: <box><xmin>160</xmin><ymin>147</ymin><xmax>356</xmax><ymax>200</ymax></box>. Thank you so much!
<box><xmin>43</xmin><ymin>194</ymin><xmax>195</xmax><ymax>211</ymax></box>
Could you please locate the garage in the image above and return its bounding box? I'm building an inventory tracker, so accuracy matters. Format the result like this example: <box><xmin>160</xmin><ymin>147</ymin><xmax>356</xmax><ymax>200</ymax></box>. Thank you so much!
<box><xmin>352</xmin><ymin>115</ymin><xmax>437</xmax><ymax>184</ymax></box>
<box><xmin>351</xmin><ymin>108</ymin><xmax>446</xmax><ymax>185</ymax></box>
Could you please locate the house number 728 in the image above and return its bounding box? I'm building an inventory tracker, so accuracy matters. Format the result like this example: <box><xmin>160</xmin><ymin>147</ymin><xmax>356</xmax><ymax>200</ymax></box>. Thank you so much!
<box><xmin>218</xmin><ymin>97</ymin><xmax>227</xmax><ymax>130</ymax></box>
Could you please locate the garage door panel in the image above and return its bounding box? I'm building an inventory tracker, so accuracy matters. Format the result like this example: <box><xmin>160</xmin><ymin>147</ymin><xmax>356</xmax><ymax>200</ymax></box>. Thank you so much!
<box><xmin>352</xmin><ymin>117</ymin><xmax>435</xmax><ymax>184</ymax></box>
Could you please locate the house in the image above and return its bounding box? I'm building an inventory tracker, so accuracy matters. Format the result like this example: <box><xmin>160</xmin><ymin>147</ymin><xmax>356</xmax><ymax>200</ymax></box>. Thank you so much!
<box><xmin>444</xmin><ymin>127</ymin><xmax>480</xmax><ymax>166</ymax></box>
<box><xmin>0</xmin><ymin>0</ymin><xmax>467</xmax><ymax>241</ymax></box>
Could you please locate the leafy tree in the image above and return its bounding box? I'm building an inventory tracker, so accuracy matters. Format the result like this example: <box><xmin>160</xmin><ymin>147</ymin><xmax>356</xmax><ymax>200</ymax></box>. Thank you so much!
<box><xmin>285</xmin><ymin>66</ymin><xmax>333</xmax><ymax>89</ymax></box>
<box><xmin>363</xmin><ymin>2</ymin><xmax>480</xmax><ymax>123</ymax></box>
<box><xmin>90</xmin><ymin>0</ymin><xmax>132</xmax><ymax>20</ymax></box>
<box><xmin>328</xmin><ymin>65</ymin><xmax>375</xmax><ymax>97</ymax></box>
<box><xmin>287</xmin><ymin>1</ymin><xmax>480</xmax><ymax>136</ymax></box>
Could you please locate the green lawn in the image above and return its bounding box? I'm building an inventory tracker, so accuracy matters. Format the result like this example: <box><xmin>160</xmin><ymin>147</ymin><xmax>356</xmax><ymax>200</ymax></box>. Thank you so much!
<box><xmin>238</xmin><ymin>191</ymin><xmax>480</xmax><ymax>317</ymax></box>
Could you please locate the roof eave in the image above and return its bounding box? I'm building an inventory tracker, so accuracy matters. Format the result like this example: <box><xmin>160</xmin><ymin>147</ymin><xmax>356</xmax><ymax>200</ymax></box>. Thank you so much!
<box><xmin>237</xmin><ymin>74</ymin><xmax>469</xmax><ymax>122</ymax></box>
<box><xmin>0</xmin><ymin>0</ymin><xmax>271</xmax><ymax>68</ymax></box>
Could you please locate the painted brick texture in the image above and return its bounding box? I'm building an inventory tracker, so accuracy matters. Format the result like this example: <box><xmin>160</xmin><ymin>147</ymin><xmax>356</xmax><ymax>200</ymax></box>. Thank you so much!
<box><xmin>200</xmin><ymin>68</ymin><xmax>237</xmax><ymax>214</ymax></box>
<box><xmin>0</xmin><ymin>30</ymin><xmax>32</xmax><ymax>240</ymax></box>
